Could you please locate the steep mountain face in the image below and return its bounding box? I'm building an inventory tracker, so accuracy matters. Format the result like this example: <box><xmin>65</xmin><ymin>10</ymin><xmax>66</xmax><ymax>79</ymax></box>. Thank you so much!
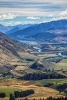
<box><xmin>0</xmin><ymin>32</ymin><xmax>32</xmax><ymax>67</ymax></box>
<box><xmin>8</xmin><ymin>20</ymin><xmax>67</xmax><ymax>43</ymax></box>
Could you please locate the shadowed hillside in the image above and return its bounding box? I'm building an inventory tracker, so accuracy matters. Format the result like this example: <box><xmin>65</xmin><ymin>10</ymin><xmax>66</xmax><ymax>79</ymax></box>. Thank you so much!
<box><xmin>0</xmin><ymin>32</ymin><xmax>33</xmax><ymax>67</ymax></box>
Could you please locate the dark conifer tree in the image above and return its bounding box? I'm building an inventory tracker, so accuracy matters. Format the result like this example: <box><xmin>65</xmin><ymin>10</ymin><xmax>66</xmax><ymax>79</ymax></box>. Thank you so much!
<box><xmin>9</xmin><ymin>93</ymin><xmax>15</xmax><ymax>100</ymax></box>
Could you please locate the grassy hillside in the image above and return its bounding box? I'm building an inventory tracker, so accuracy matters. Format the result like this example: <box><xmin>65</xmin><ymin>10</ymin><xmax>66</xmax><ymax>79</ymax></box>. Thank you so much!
<box><xmin>0</xmin><ymin>32</ymin><xmax>36</xmax><ymax>75</ymax></box>
<box><xmin>0</xmin><ymin>30</ymin><xmax>67</xmax><ymax>100</ymax></box>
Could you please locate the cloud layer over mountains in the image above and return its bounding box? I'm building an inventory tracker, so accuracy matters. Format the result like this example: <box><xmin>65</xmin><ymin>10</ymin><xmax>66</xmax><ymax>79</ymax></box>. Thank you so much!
<box><xmin>0</xmin><ymin>0</ymin><xmax>67</xmax><ymax>25</ymax></box>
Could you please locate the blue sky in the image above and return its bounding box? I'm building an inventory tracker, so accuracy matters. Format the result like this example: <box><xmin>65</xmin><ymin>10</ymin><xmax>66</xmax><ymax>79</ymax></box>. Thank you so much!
<box><xmin>0</xmin><ymin>0</ymin><xmax>67</xmax><ymax>26</ymax></box>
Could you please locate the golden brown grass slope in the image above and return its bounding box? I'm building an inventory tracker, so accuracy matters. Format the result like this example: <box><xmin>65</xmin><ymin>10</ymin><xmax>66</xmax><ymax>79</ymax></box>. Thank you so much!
<box><xmin>0</xmin><ymin>79</ymin><xmax>60</xmax><ymax>100</ymax></box>
<box><xmin>0</xmin><ymin>32</ymin><xmax>35</xmax><ymax>67</ymax></box>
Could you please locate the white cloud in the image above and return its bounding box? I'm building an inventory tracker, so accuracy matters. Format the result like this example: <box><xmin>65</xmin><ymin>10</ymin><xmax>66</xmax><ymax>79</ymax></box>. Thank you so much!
<box><xmin>1</xmin><ymin>21</ymin><xmax>22</xmax><ymax>26</ymax></box>
<box><xmin>56</xmin><ymin>9</ymin><xmax>67</xmax><ymax>20</ymax></box>
<box><xmin>47</xmin><ymin>9</ymin><xmax>67</xmax><ymax>22</ymax></box>
<box><xmin>0</xmin><ymin>13</ymin><xmax>17</xmax><ymax>20</ymax></box>
<box><xmin>27</xmin><ymin>16</ymin><xmax>40</xmax><ymax>20</ymax></box>
<box><xmin>59</xmin><ymin>9</ymin><xmax>67</xmax><ymax>18</ymax></box>
<box><xmin>48</xmin><ymin>14</ymin><xmax>54</xmax><ymax>17</ymax></box>
<box><xmin>42</xmin><ymin>9</ymin><xmax>67</xmax><ymax>23</ymax></box>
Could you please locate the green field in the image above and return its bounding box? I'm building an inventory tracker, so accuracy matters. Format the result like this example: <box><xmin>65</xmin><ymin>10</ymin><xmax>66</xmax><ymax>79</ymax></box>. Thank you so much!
<box><xmin>0</xmin><ymin>86</ymin><xmax>21</xmax><ymax>97</ymax></box>
<box><xmin>53</xmin><ymin>59</ymin><xmax>67</xmax><ymax>70</ymax></box>
<box><xmin>35</xmin><ymin>78</ymin><xmax>67</xmax><ymax>86</ymax></box>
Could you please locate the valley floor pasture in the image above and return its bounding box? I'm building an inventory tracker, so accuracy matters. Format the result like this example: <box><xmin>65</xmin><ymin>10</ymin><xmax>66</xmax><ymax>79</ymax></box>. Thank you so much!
<box><xmin>0</xmin><ymin>79</ymin><xmax>67</xmax><ymax>100</ymax></box>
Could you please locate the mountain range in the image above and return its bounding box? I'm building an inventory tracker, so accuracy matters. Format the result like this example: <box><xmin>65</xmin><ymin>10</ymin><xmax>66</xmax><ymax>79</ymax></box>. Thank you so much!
<box><xmin>0</xmin><ymin>24</ymin><xmax>32</xmax><ymax>34</ymax></box>
<box><xmin>6</xmin><ymin>19</ymin><xmax>67</xmax><ymax>43</ymax></box>
<box><xmin>6</xmin><ymin>24</ymin><xmax>32</xmax><ymax>34</ymax></box>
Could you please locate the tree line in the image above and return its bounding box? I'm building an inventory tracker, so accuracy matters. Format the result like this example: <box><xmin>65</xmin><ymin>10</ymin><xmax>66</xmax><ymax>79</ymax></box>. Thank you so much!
<box><xmin>0</xmin><ymin>93</ymin><xmax>6</xmax><ymax>98</ymax></box>
<box><xmin>9</xmin><ymin>96</ymin><xmax>67</xmax><ymax>100</ymax></box>
<box><xmin>18</xmin><ymin>72</ymin><xmax>67</xmax><ymax>80</ymax></box>
<box><xmin>14</xmin><ymin>89</ymin><xmax>34</xmax><ymax>98</ymax></box>
<box><xmin>9</xmin><ymin>89</ymin><xmax>34</xmax><ymax>100</ymax></box>
<box><xmin>56</xmin><ymin>83</ymin><xmax>67</xmax><ymax>93</ymax></box>
<box><xmin>47</xmin><ymin>96</ymin><xmax>67</xmax><ymax>100</ymax></box>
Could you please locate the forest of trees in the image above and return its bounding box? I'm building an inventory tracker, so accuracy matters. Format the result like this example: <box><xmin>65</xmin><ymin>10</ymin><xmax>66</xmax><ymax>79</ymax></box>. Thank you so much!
<box><xmin>9</xmin><ymin>96</ymin><xmax>67</xmax><ymax>100</ymax></box>
<box><xmin>56</xmin><ymin>83</ymin><xmax>67</xmax><ymax>93</ymax></box>
<box><xmin>14</xmin><ymin>89</ymin><xmax>34</xmax><ymax>98</ymax></box>
<box><xmin>9</xmin><ymin>93</ymin><xmax>15</xmax><ymax>100</ymax></box>
<box><xmin>18</xmin><ymin>72</ymin><xmax>67</xmax><ymax>80</ymax></box>
<box><xmin>9</xmin><ymin>89</ymin><xmax>34</xmax><ymax>100</ymax></box>
<box><xmin>0</xmin><ymin>93</ymin><xmax>6</xmax><ymax>98</ymax></box>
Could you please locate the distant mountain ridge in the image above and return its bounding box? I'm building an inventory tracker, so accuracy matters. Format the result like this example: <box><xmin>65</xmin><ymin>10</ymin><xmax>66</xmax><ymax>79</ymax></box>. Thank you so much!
<box><xmin>0</xmin><ymin>24</ymin><xmax>10</xmax><ymax>33</ymax></box>
<box><xmin>7</xmin><ymin>19</ymin><xmax>67</xmax><ymax>43</ymax></box>
<box><xmin>6</xmin><ymin>26</ymin><xmax>20</xmax><ymax>34</ymax></box>
<box><xmin>0</xmin><ymin>24</ymin><xmax>33</xmax><ymax>34</ymax></box>
<box><xmin>6</xmin><ymin>24</ymin><xmax>32</xmax><ymax>34</ymax></box>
